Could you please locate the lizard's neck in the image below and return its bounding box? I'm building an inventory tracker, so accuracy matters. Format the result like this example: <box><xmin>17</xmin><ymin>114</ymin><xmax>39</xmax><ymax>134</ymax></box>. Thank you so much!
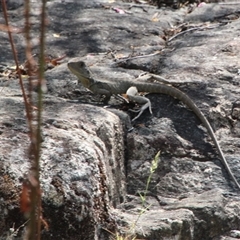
<box><xmin>77</xmin><ymin>75</ymin><xmax>95</xmax><ymax>88</ymax></box>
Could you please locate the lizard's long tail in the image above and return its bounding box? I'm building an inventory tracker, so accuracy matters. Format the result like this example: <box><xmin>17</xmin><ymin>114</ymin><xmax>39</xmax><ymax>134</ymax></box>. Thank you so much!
<box><xmin>135</xmin><ymin>82</ymin><xmax>240</xmax><ymax>190</ymax></box>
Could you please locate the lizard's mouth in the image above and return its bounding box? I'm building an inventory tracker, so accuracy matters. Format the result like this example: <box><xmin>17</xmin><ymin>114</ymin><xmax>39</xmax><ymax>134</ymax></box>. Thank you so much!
<box><xmin>67</xmin><ymin>63</ymin><xmax>79</xmax><ymax>75</ymax></box>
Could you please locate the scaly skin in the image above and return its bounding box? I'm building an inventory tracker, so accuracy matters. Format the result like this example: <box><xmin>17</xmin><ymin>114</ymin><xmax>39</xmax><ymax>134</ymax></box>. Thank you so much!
<box><xmin>68</xmin><ymin>60</ymin><xmax>240</xmax><ymax>190</ymax></box>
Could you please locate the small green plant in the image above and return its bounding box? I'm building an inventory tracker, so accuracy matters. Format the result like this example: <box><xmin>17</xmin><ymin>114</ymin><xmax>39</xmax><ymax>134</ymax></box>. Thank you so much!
<box><xmin>114</xmin><ymin>233</ymin><xmax>136</xmax><ymax>240</ymax></box>
<box><xmin>6</xmin><ymin>221</ymin><xmax>29</xmax><ymax>240</ymax></box>
<box><xmin>132</xmin><ymin>151</ymin><xmax>160</xmax><ymax>231</ymax></box>
<box><xmin>139</xmin><ymin>151</ymin><xmax>160</xmax><ymax>208</ymax></box>
<box><xmin>110</xmin><ymin>151</ymin><xmax>160</xmax><ymax>240</ymax></box>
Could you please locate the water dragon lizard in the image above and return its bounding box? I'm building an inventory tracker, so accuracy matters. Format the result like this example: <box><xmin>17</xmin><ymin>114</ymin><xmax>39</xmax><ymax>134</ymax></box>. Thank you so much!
<box><xmin>67</xmin><ymin>59</ymin><xmax>240</xmax><ymax>190</ymax></box>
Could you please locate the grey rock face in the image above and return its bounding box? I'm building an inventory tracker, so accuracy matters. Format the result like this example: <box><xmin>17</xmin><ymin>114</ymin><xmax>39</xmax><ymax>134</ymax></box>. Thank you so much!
<box><xmin>0</xmin><ymin>0</ymin><xmax>24</xmax><ymax>11</ymax></box>
<box><xmin>1</xmin><ymin>0</ymin><xmax>240</xmax><ymax>239</ymax></box>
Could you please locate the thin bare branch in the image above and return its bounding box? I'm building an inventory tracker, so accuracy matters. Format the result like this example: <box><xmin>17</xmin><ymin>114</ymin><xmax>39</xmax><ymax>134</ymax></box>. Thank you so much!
<box><xmin>1</xmin><ymin>0</ymin><xmax>33</xmax><ymax>135</ymax></box>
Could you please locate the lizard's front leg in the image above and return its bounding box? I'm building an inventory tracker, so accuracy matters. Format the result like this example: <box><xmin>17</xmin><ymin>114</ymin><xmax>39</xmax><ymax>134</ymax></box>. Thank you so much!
<box><xmin>126</xmin><ymin>86</ymin><xmax>152</xmax><ymax>121</ymax></box>
<box><xmin>90</xmin><ymin>84</ymin><xmax>112</xmax><ymax>103</ymax></box>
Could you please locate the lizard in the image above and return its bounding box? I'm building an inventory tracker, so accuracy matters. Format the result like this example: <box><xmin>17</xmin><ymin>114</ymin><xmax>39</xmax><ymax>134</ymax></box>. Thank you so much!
<box><xmin>67</xmin><ymin>59</ymin><xmax>240</xmax><ymax>190</ymax></box>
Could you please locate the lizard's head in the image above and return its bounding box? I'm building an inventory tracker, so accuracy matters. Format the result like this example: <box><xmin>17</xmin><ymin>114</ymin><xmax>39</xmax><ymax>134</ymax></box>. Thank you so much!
<box><xmin>67</xmin><ymin>60</ymin><xmax>94</xmax><ymax>88</ymax></box>
<box><xmin>67</xmin><ymin>60</ymin><xmax>91</xmax><ymax>79</ymax></box>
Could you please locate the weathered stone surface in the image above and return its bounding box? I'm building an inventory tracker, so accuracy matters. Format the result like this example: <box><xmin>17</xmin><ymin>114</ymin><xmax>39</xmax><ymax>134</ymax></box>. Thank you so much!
<box><xmin>150</xmin><ymin>0</ymin><xmax>225</xmax><ymax>8</ymax></box>
<box><xmin>115</xmin><ymin>189</ymin><xmax>240</xmax><ymax>239</ymax></box>
<box><xmin>1</xmin><ymin>0</ymin><xmax>240</xmax><ymax>239</ymax></box>
<box><xmin>0</xmin><ymin>0</ymin><xmax>24</xmax><ymax>11</ymax></box>
<box><xmin>0</xmin><ymin>96</ymin><xmax>126</xmax><ymax>239</ymax></box>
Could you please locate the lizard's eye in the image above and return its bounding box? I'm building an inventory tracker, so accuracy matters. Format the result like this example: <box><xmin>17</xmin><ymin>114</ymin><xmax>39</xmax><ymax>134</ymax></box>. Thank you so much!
<box><xmin>79</xmin><ymin>62</ymin><xmax>85</xmax><ymax>67</ymax></box>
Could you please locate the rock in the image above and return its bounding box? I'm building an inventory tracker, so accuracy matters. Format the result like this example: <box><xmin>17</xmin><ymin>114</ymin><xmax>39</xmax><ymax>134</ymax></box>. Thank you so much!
<box><xmin>0</xmin><ymin>0</ymin><xmax>23</xmax><ymax>11</ymax></box>
<box><xmin>1</xmin><ymin>0</ymin><xmax>240</xmax><ymax>239</ymax></box>
<box><xmin>0</xmin><ymin>96</ymin><xmax>126</xmax><ymax>239</ymax></box>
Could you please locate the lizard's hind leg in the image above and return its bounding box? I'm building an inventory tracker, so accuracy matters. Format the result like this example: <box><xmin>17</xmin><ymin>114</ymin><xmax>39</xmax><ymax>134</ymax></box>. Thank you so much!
<box><xmin>126</xmin><ymin>86</ymin><xmax>152</xmax><ymax>121</ymax></box>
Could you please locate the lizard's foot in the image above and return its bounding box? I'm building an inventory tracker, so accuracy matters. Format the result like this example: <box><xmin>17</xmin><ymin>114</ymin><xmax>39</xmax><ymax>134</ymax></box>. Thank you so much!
<box><xmin>102</xmin><ymin>95</ymin><xmax>111</xmax><ymax>104</ymax></box>
<box><xmin>131</xmin><ymin>103</ymin><xmax>153</xmax><ymax>121</ymax></box>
